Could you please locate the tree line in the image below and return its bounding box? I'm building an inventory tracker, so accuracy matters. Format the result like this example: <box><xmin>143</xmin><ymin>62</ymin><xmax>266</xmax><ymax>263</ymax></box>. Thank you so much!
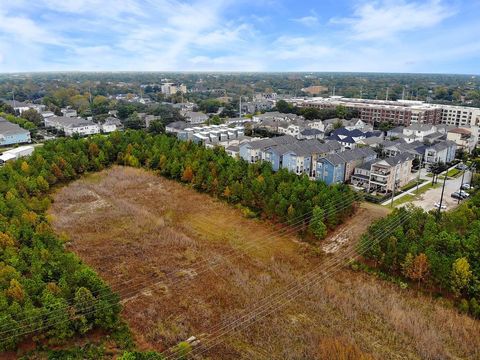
<box><xmin>0</xmin><ymin>130</ymin><xmax>355</xmax><ymax>351</ymax></box>
<box><xmin>359</xmin><ymin>179</ymin><xmax>480</xmax><ymax>319</ymax></box>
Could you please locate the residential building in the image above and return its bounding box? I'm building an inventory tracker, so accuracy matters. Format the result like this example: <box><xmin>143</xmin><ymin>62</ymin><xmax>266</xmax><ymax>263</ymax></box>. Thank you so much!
<box><xmin>447</xmin><ymin>127</ymin><xmax>478</xmax><ymax>153</ymax></box>
<box><xmin>424</xmin><ymin>140</ymin><xmax>457</xmax><ymax>166</ymax></box>
<box><xmin>2</xmin><ymin>100</ymin><xmax>45</xmax><ymax>114</ymax></box>
<box><xmin>316</xmin><ymin>154</ymin><xmax>346</xmax><ymax>185</ymax></box>
<box><xmin>61</xmin><ymin>108</ymin><xmax>78</xmax><ymax>118</ymax></box>
<box><xmin>315</xmin><ymin>147</ymin><xmax>377</xmax><ymax>185</ymax></box>
<box><xmin>0</xmin><ymin>117</ymin><xmax>31</xmax><ymax>146</ymax></box>
<box><xmin>326</xmin><ymin>128</ymin><xmax>381</xmax><ymax>150</ymax></box>
<box><xmin>297</xmin><ymin>128</ymin><xmax>323</xmax><ymax>140</ymax></box>
<box><xmin>41</xmin><ymin>111</ymin><xmax>55</xmax><ymax>119</ymax></box>
<box><xmin>440</xmin><ymin>105</ymin><xmax>480</xmax><ymax>127</ymax></box>
<box><xmin>184</xmin><ymin>111</ymin><xmax>208</xmax><ymax>124</ymax></box>
<box><xmin>402</xmin><ymin>124</ymin><xmax>437</xmax><ymax>141</ymax></box>
<box><xmin>178</xmin><ymin>124</ymin><xmax>245</xmax><ymax>146</ymax></box>
<box><xmin>45</xmin><ymin>116</ymin><xmax>100</xmax><ymax>137</ymax></box>
<box><xmin>101</xmin><ymin>117</ymin><xmax>122</xmax><ymax>133</ymax></box>
<box><xmin>165</xmin><ymin>121</ymin><xmax>189</xmax><ymax>134</ymax></box>
<box><xmin>364</xmin><ymin>153</ymin><xmax>413</xmax><ymax>194</ymax></box>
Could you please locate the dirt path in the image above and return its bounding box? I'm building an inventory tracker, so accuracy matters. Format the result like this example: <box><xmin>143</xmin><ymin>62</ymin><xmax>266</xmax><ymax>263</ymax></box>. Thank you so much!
<box><xmin>48</xmin><ymin>166</ymin><xmax>480</xmax><ymax>360</ymax></box>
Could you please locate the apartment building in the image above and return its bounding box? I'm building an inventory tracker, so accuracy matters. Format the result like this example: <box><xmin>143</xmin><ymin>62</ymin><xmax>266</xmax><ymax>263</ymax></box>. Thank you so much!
<box><xmin>440</xmin><ymin>105</ymin><xmax>480</xmax><ymax>127</ymax></box>
<box><xmin>290</xmin><ymin>97</ymin><xmax>480</xmax><ymax>127</ymax></box>
<box><xmin>44</xmin><ymin>116</ymin><xmax>100</xmax><ymax>137</ymax></box>
<box><xmin>161</xmin><ymin>83</ymin><xmax>187</xmax><ymax>96</ymax></box>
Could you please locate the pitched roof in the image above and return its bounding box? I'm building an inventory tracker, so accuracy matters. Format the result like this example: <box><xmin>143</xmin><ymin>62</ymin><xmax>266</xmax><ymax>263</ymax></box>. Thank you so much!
<box><xmin>300</xmin><ymin>128</ymin><xmax>322</xmax><ymax>136</ymax></box>
<box><xmin>405</xmin><ymin>124</ymin><xmax>435</xmax><ymax>131</ymax></box>
<box><xmin>0</xmin><ymin>117</ymin><xmax>30</xmax><ymax>136</ymax></box>
<box><xmin>322</xmin><ymin>153</ymin><xmax>346</xmax><ymax>166</ymax></box>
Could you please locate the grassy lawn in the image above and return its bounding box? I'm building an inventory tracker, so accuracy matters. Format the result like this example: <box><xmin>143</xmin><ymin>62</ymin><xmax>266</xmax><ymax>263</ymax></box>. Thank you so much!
<box><xmin>400</xmin><ymin>178</ymin><xmax>426</xmax><ymax>192</ymax></box>
<box><xmin>446</xmin><ymin>168</ymin><xmax>462</xmax><ymax>178</ymax></box>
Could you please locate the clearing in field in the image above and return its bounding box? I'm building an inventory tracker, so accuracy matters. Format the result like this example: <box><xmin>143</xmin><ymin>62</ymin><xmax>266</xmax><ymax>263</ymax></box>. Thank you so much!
<box><xmin>49</xmin><ymin>166</ymin><xmax>480</xmax><ymax>359</ymax></box>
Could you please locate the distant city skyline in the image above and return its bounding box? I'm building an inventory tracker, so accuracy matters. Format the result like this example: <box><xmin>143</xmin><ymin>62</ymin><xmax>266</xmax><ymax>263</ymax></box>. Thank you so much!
<box><xmin>0</xmin><ymin>0</ymin><xmax>479</xmax><ymax>74</ymax></box>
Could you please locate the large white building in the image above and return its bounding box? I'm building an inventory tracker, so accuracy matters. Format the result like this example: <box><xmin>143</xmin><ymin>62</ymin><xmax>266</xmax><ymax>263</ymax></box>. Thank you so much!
<box><xmin>45</xmin><ymin>116</ymin><xmax>100</xmax><ymax>137</ymax></box>
<box><xmin>161</xmin><ymin>83</ymin><xmax>187</xmax><ymax>96</ymax></box>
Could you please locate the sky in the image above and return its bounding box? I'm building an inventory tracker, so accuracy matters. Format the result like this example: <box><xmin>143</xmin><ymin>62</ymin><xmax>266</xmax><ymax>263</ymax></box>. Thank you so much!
<box><xmin>0</xmin><ymin>0</ymin><xmax>479</xmax><ymax>74</ymax></box>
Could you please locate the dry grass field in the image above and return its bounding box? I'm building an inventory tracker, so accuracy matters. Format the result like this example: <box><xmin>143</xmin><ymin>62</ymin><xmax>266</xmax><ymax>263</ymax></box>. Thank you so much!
<box><xmin>48</xmin><ymin>166</ymin><xmax>480</xmax><ymax>359</ymax></box>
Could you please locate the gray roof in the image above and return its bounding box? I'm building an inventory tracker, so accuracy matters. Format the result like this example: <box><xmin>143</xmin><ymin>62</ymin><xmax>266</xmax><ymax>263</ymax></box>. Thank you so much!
<box><xmin>2</xmin><ymin>100</ymin><xmax>31</xmax><ymax>108</ymax></box>
<box><xmin>247</xmin><ymin>135</ymin><xmax>297</xmax><ymax>150</ymax></box>
<box><xmin>166</xmin><ymin>120</ymin><xmax>188</xmax><ymax>129</ymax></box>
<box><xmin>0</xmin><ymin>117</ymin><xmax>30</xmax><ymax>136</ymax></box>
<box><xmin>382</xmin><ymin>152</ymin><xmax>413</xmax><ymax>166</ymax></box>
<box><xmin>405</xmin><ymin>124</ymin><xmax>436</xmax><ymax>131</ymax></box>
<box><xmin>47</xmin><ymin>116</ymin><xmax>96</xmax><ymax>128</ymax></box>
<box><xmin>427</xmin><ymin>140</ymin><xmax>456</xmax><ymax>152</ymax></box>
<box><xmin>104</xmin><ymin>117</ymin><xmax>122</xmax><ymax>126</ymax></box>
<box><xmin>322</xmin><ymin>153</ymin><xmax>346</xmax><ymax>166</ymax></box>
<box><xmin>300</xmin><ymin>128</ymin><xmax>322</xmax><ymax>136</ymax></box>
<box><xmin>338</xmin><ymin>147</ymin><xmax>377</xmax><ymax>162</ymax></box>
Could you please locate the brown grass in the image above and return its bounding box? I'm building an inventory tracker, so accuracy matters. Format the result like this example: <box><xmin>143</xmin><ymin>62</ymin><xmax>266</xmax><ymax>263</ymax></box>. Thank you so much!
<box><xmin>47</xmin><ymin>166</ymin><xmax>480</xmax><ymax>359</ymax></box>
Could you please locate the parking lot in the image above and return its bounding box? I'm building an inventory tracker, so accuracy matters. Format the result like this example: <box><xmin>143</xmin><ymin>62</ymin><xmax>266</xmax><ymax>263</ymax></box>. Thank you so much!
<box><xmin>410</xmin><ymin>170</ymin><xmax>473</xmax><ymax>211</ymax></box>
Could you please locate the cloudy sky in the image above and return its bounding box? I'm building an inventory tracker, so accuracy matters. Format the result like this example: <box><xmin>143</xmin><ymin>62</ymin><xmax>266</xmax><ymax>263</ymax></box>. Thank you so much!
<box><xmin>0</xmin><ymin>0</ymin><xmax>479</xmax><ymax>73</ymax></box>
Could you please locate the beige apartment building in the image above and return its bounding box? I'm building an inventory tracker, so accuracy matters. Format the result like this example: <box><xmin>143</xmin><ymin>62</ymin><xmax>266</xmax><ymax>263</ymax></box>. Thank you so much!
<box><xmin>290</xmin><ymin>97</ymin><xmax>480</xmax><ymax>127</ymax></box>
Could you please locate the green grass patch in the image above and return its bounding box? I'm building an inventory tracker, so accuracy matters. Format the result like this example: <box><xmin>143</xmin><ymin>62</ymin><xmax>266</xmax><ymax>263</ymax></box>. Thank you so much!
<box><xmin>400</xmin><ymin>178</ymin><xmax>426</xmax><ymax>192</ymax></box>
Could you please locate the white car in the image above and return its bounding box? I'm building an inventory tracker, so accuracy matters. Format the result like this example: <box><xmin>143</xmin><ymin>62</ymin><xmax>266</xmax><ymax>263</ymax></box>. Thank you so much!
<box><xmin>461</xmin><ymin>183</ymin><xmax>471</xmax><ymax>190</ymax></box>
<box><xmin>459</xmin><ymin>190</ymin><xmax>470</xmax><ymax>198</ymax></box>
<box><xmin>434</xmin><ymin>202</ymin><xmax>447</xmax><ymax>210</ymax></box>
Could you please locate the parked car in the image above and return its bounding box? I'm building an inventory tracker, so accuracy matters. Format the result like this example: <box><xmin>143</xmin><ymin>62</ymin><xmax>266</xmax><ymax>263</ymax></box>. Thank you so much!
<box><xmin>457</xmin><ymin>163</ymin><xmax>468</xmax><ymax>170</ymax></box>
<box><xmin>461</xmin><ymin>183</ymin><xmax>472</xmax><ymax>190</ymax></box>
<box><xmin>451</xmin><ymin>192</ymin><xmax>463</xmax><ymax>200</ymax></box>
<box><xmin>434</xmin><ymin>202</ymin><xmax>447</xmax><ymax>210</ymax></box>
<box><xmin>459</xmin><ymin>190</ymin><xmax>470</xmax><ymax>198</ymax></box>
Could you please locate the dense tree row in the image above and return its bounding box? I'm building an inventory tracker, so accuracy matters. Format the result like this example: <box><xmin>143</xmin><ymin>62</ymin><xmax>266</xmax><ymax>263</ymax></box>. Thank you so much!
<box><xmin>275</xmin><ymin>100</ymin><xmax>360</xmax><ymax>120</ymax></box>
<box><xmin>0</xmin><ymin>131</ymin><xmax>355</xmax><ymax>351</ymax></box>
<box><xmin>359</xmin><ymin>181</ymin><xmax>480</xmax><ymax>318</ymax></box>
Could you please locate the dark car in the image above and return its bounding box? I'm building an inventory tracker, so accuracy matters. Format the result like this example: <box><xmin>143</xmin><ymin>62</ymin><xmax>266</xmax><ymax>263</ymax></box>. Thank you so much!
<box><xmin>451</xmin><ymin>192</ymin><xmax>463</xmax><ymax>200</ymax></box>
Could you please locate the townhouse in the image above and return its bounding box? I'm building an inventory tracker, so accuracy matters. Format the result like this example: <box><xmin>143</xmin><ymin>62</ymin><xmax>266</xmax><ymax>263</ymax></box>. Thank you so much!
<box><xmin>315</xmin><ymin>147</ymin><xmax>377</xmax><ymax>185</ymax></box>
<box><xmin>351</xmin><ymin>153</ymin><xmax>413</xmax><ymax>194</ymax></box>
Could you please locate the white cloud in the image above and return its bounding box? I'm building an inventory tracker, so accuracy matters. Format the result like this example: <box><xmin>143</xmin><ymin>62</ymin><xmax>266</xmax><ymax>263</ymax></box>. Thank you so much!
<box><xmin>293</xmin><ymin>15</ymin><xmax>319</xmax><ymax>27</ymax></box>
<box><xmin>332</xmin><ymin>0</ymin><xmax>453</xmax><ymax>40</ymax></box>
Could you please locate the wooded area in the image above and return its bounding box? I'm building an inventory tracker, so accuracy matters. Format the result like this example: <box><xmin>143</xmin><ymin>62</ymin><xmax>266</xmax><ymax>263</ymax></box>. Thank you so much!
<box><xmin>0</xmin><ymin>131</ymin><xmax>355</xmax><ymax>350</ymax></box>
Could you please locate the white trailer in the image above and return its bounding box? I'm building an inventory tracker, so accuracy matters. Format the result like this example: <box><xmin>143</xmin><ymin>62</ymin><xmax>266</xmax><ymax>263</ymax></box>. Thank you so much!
<box><xmin>0</xmin><ymin>145</ymin><xmax>35</xmax><ymax>164</ymax></box>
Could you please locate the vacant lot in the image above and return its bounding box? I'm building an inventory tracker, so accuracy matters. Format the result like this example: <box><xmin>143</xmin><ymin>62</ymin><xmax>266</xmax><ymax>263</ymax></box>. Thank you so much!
<box><xmin>49</xmin><ymin>166</ymin><xmax>480</xmax><ymax>359</ymax></box>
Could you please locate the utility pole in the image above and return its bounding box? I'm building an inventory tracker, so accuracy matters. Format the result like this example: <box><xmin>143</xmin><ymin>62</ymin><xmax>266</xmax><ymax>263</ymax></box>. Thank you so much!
<box><xmin>437</xmin><ymin>168</ymin><xmax>448</xmax><ymax>218</ymax></box>
<box><xmin>239</xmin><ymin>95</ymin><xmax>242</xmax><ymax>117</ymax></box>
<box><xmin>458</xmin><ymin>162</ymin><xmax>466</xmax><ymax>204</ymax></box>
<box><xmin>385</xmin><ymin>87</ymin><xmax>389</xmax><ymax>101</ymax></box>
<box><xmin>416</xmin><ymin>158</ymin><xmax>422</xmax><ymax>194</ymax></box>
<box><xmin>390</xmin><ymin>163</ymin><xmax>399</xmax><ymax>208</ymax></box>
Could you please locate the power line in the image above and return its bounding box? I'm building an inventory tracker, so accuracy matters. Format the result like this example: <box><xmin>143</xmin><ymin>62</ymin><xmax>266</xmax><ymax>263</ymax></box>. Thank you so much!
<box><xmin>162</xmin><ymin>210</ymin><xmax>411</xmax><ymax>359</ymax></box>
<box><xmin>0</xmin><ymin>194</ymin><xmax>359</xmax><ymax>343</ymax></box>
